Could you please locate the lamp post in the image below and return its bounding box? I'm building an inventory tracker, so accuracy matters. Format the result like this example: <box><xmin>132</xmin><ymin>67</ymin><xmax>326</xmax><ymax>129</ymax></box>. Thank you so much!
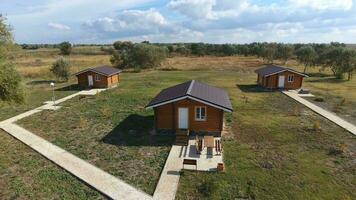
<box><xmin>50</xmin><ymin>82</ymin><xmax>55</xmax><ymax>106</ymax></box>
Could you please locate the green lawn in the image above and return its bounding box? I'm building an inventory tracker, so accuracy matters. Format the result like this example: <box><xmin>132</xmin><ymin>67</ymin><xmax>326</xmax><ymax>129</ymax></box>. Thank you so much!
<box><xmin>16</xmin><ymin>69</ymin><xmax>356</xmax><ymax>199</ymax></box>
<box><xmin>176</xmin><ymin>74</ymin><xmax>355</xmax><ymax>200</ymax></box>
<box><xmin>0</xmin><ymin>79</ymin><xmax>78</xmax><ymax>121</ymax></box>
<box><xmin>0</xmin><ymin>130</ymin><xmax>105</xmax><ymax>200</ymax></box>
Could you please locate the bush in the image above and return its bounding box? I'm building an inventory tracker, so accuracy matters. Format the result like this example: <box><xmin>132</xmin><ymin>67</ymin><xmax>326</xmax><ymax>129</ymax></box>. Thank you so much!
<box><xmin>328</xmin><ymin>143</ymin><xmax>347</xmax><ymax>156</ymax></box>
<box><xmin>0</xmin><ymin>62</ymin><xmax>24</xmax><ymax>103</ymax></box>
<box><xmin>314</xmin><ymin>97</ymin><xmax>324</xmax><ymax>102</ymax></box>
<box><xmin>50</xmin><ymin>57</ymin><xmax>71</xmax><ymax>81</ymax></box>
<box><xmin>59</xmin><ymin>41</ymin><xmax>72</xmax><ymax>55</ymax></box>
<box><xmin>129</xmin><ymin>44</ymin><xmax>168</xmax><ymax>69</ymax></box>
<box><xmin>313</xmin><ymin>121</ymin><xmax>321</xmax><ymax>132</ymax></box>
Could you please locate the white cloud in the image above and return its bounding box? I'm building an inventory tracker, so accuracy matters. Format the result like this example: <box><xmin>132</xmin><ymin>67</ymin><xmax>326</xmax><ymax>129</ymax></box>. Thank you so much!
<box><xmin>168</xmin><ymin>0</ymin><xmax>216</xmax><ymax>19</ymax></box>
<box><xmin>48</xmin><ymin>22</ymin><xmax>71</xmax><ymax>30</ymax></box>
<box><xmin>291</xmin><ymin>0</ymin><xmax>353</xmax><ymax>10</ymax></box>
<box><xmin>82</xmin><ymin>9</ymin><xmax>201</xmax><ymax>41</ymax></box>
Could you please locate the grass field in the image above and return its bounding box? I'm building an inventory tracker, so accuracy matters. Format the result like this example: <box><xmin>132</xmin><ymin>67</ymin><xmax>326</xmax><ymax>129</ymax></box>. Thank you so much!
<box><xmin>0</xmin><ymin>130</ymin><xmax>105</xmax><ymax>200</ymax></box>
<box><xmin>16</xmin><ymin>70</ymin><xmax>356</xmax><ymax>199</ymax></box>
<box><xmin>1</xmin><ymin>47</ymin><xmax>355</xmax><ymax>199</ymax></box>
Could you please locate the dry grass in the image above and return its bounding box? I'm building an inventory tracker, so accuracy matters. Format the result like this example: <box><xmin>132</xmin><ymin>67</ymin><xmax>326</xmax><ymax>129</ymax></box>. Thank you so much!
<box><xmin>161</xmin><ymin>56</ymin><xmax>265</xmax><ymax>71</ymax></box>
<box><xmin>15</xmin><ymin>48</ymin><xmax>111</xmax><ymax>78</ymax></box>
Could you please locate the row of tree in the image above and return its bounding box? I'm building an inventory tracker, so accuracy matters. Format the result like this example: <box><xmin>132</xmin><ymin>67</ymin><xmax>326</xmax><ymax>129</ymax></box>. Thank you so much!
<box><xmin>163</xmin><ymin>42</ymin><xmax>355</xmax><ymax>80</ymax></box>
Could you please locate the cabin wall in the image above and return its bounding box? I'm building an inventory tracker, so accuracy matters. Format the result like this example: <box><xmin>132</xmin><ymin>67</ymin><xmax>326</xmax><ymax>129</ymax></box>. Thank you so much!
<box><xmin>154</xmin><ymin>99</ymin><xmax>224</xmax><ymax>134</ymax></box>
<box><xmin>76</xmin><ymin>72</ymin><xmax>119</xmax><ymax>88</ymax></box>
<box><xmin>259</xmin><ymin>72</ymin><xmax>304</xmax><ymax>89</ymax></box>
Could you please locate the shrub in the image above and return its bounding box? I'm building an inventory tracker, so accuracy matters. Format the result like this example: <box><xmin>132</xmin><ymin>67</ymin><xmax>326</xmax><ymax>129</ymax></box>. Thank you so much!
<box><xmin>313</xmin><ymin>121</ymin><xmax>321</xmax><ymax>132</ymax></box>
<box><xmin>328</xmin><ymin>143</ymin><xmax>347</xmax><ymax>156</ymax></box>
<box><xmin>292</xmin><ymin>105</ymin><xmax>301</xmax><ymax>116</ymax></box>
<box><xmin>339</xmin><ymin>98</ymin><xmax>347</xmax><ymax>106</ymax></box>
<box><xmin>314</xmin><ymin>97</ymin><xmax>324</xmax><ymax>102</ymax></box>
<box><xmin>76</xmin><ymin>116</ymin><xmax>88</xmax><ymax>129</ymax></box>
<box><xmin>129</xmin><ymin>44</ymin><xmax>168</xmax><ymax>69</ymax></box>
<box><xmin>50</xmin><ymin>57</ymin><xmax>71</xmax><ymax>81</ymax></box>
<box><xmin>59</xmin><ymin>41</ymin><xmax>72</xmax><ymax>55</ymax></box>
<box><xmin>0</xmin><ymin>62</ymin><xmax>24</xmax><ymax>103</ymax></box>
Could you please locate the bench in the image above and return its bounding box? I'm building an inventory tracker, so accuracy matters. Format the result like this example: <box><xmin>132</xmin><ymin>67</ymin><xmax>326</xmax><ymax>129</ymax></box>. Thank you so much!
<box><xmin>183</xmin><ymin>159</ymin><xmax>197</xmax><ymax>170</ymax></box>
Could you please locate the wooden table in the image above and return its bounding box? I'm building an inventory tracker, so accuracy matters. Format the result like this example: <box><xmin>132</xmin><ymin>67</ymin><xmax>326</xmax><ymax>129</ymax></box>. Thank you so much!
<box><xmin>204</xmin><ymin>136</ymin><xmax>215</xmax><ymax>148</ymax></box>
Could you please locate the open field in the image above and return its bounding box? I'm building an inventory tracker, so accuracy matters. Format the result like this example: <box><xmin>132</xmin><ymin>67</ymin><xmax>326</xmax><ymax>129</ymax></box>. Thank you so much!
<box><xmin>16</xmin><ymin>70</ymin><xmax>356</xmax><ymax>199</ymax></box>
<box><xmin>0</xmin><ymin>130</ymin><xmax>104</xmax><ymax>200</ymax></box>
<box><xmin>1</xmin><ymin>47</ymin><xmax>355</xmax><ymax>199</ymax></box>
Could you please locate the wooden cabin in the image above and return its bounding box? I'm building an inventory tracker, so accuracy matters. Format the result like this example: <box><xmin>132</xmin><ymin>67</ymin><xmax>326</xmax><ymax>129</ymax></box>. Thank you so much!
<box><xmin>74</xmin><ymin>66</ymin><xmax>121</xmax><ymax>88</ymax></box>
<box><xmin>255</xmin><ymin>65</ymin><xmax>308</xmax><ymax>90</ymax></box>
<box><xmin>146</xmin><ymin>80</ymin><xmax>233</xmax><ymax>137</ymax></box>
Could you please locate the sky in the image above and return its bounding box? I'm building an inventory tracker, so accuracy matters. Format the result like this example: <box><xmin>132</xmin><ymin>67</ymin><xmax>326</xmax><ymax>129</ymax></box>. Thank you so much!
<box><xmin>1</xmin><ymin>0</ymin><xmax>356</xmax><ymax>44</ymax></box>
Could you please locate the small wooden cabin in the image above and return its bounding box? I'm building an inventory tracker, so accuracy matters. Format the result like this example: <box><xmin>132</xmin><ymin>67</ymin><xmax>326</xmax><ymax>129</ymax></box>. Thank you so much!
<box><xmin>255</xmin><ymin>65</ymin><xmax>308</xmax><ymax>90</ymax></box>
<box><xmin>74</xmin><ymin>66</ymin><xmax>121</xmax><ymax>88</ymax></box>
<box><xmin>146</xmin><ymin>80</ymin><xmax>233</xmax><ymax>136</ymax></box>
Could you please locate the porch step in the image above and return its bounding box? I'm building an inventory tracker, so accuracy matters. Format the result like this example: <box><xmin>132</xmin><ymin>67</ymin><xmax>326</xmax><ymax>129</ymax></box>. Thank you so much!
<box><xmin>175</xmin><ymin>130</ymin><xmax>189</xmax><ymax>146</ymax></box>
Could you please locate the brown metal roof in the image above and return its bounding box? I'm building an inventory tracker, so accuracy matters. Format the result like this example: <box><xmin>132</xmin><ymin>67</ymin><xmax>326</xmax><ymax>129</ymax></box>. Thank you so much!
<box><xmin>74</xmin><ymin>65</ymin><xmax>121</xmax><ymax>76</ymax></box>
<box><xmin>146</xmin><ymin>80</ymin><xmax>233</xmax><ymax>112</ymax></box>
<box><xmin>255</xmin><ymin>65</ymin><xmax>307</xmax><ymax>77</ymax></box>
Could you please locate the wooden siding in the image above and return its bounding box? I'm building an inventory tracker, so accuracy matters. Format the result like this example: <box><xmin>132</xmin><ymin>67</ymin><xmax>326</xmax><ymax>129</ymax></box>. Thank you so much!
<box><xmin>258</xmin><ymin>71</ymin><xmax>304</xmax><ymax>89</ymax></box>
<box><xmin>76</xmin><ymin>71</ymin><xmax>119</xmax><ymax>88</ymax></box>
<box><xmin>154</xmin><ymin>99</ymin><xmax>224</xmax><ymax>133</ymax></box>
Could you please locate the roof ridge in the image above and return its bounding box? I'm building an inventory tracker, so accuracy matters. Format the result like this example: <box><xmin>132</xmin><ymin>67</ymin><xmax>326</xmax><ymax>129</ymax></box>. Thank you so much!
<box><xmin>186</xmin><ymin>80</ymin><xmax>195</xmax><ymax>95</ymax></box>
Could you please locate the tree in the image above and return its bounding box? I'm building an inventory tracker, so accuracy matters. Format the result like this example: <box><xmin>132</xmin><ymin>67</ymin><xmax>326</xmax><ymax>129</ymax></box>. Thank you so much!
<box><xmin>325</xmin><ymin>47</ymin><xmax>356</xmax><ymax>80</ymax></box>
<box><xmin>50</xmin><ymin>57</ymin><xmax>71</xmax><ymax>81</ymax></box>
<box><xmin>0</xmin><ymin>15</ymin><xmax>24</xmax><ymax>102</ymax></box>
<box><xmin>59</xmin><ymin>41</ymin><xmax>72</xmax><ymax>55</ymax></box>
<box><xmin>129</xmin><ymin>44</ymin><xmax>168</xmax><ymax>69</ymax></box>
<box><xmin>276</xmin><ymin>44</ymin><xmax>294</xmax><ymax>64</ymax></box>
<box><xmin>111</xmin><ymin>41</ymin><xmax>134</xmax><ymax>68</ymax></box>
<box><xmin>261</xmin><ymin>43</ymin><xmax>277</xmax><ymax>64</ymax></box>
<box><xmin>190</xmin><ymin>43</ymin><xmax>206</xmax><ymax>56</ymax></box>
<box><xmin>342</xmin><ymin>49</ymin><xmax>356</xmax><ymax>80</ymax></box>
<box><xmin>296</xmin><ymin>45</ymin><xmax>317</xmax><ymax>73</ymax></box>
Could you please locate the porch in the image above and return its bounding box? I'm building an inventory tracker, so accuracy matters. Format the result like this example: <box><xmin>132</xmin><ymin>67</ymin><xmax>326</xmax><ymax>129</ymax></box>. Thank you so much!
<box><xmin>178</xmin><ymin>137</ymin><xmax>224</xmax><ymax>171</ymax></box>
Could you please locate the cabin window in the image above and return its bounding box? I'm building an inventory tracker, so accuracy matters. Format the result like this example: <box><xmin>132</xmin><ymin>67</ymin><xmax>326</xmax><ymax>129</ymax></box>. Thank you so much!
<box><xmin>288</xmin><ymin>75</ymin><xmax>294</xmax><ymax>82</ymax></box>
<box><xmin>195</xmin><ymin>106</ymin><xmax>206</xmax><ymax>121</ymax></box>
<box><xmin>95</xmin><ymin>74</ymin><xmax>101</xmax><ymax>81</ymax></box>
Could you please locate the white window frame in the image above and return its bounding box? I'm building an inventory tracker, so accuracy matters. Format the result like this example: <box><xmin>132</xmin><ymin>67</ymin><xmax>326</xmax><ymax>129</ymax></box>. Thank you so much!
<box><xmin>288</xmin><ymin>75</ymin><xmax>294</xmax><ymax>82</ymax></box>
<box><xmin>195</xmin><ymin>106</ymin><xmax>207</xmax><ymax>121</ymax></box>
<box><xmin>95</xmin><ymin>74</ymin><xmax>101</xmax><ymax>81</ymax></box>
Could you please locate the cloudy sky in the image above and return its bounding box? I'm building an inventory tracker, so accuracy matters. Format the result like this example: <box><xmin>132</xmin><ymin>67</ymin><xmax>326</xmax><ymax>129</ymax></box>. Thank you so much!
<box><xmin>2</xmin><ymin>0</ymin><xmax>356</xmax><ymax>44</ymax></box>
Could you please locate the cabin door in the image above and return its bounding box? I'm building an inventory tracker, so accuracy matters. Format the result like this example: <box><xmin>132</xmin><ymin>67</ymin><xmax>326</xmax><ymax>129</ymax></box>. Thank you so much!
<box><xmin>88</xmin><ymin>75</ymin><xmax>94</xmax><ymax>86</ymax></box>
<box><xmin>178</xmin><ymin>108</ymin><xmax>188</xmax><ymax>129</ymax></box>
<box><xmin>278</xmin><ymin>75</ymin><xmax>285</xmax><ymax>88</ymax></box>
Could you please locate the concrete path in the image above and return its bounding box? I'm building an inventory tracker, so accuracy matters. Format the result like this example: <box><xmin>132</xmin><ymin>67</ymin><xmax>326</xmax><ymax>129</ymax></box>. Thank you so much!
<box><xmin>0</xmin><ymin>88</ymin><xmax>153</xmax><ymax>200</ymax></box>
<box><xmin>283</xmin><ymin>90</ymin><xmax>356</xmax><ymax>135</ymax></box>
<box><xmin>153</xmin><ymin>145</ymin><xmax>182</xmax><ymax>200</ymax></box>
<box><xmin>0</xmin><ymin>123</ymin><xmax>152</xmax><ymax>200</ymax></box>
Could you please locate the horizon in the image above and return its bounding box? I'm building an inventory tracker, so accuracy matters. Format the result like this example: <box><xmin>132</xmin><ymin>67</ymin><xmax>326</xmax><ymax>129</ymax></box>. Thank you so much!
<box><xmin>3</xmin><ymin>0</ymin><xmax>356</xmax><ymax>44</ymax></box>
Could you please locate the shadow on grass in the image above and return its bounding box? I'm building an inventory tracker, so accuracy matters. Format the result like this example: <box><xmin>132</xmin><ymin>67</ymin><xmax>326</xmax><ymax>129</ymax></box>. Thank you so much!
<box><xmin>306</xmin><ymin>72</ymin><xmax>331</xmax><ymax>77</ymax></box>
<box><xmin>306</xmin><ymin>77</ymin><xmax>347</xmax><ymax>83</ymax></box>
<box><xmin>237</xmin><ymin>84</ymin><xmax>274</xmax><ymax>93</ymax></box>
<box><xmin>55</xmin><ymin>84</ymin><xmax>82</xmax><ymax>91</ymax></box>
<box><xmin>27</xmin><ymin>80</ymin><xmax>56</xmax><ymax>85</ymax></box>
<box><xmin>102</xmin><ymin>114</ymin><xmax>174</xmax><ymax>147</ymax></box>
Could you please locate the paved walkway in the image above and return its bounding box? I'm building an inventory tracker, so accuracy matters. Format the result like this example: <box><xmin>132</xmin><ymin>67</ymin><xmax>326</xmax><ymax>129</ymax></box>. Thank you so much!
<box><xmin>153</xmin><ymin>139</ymin><xmax>224</xmax><ymax>200</ymax></box>
<box><xmin>153</xmin><ymin>145</ymin><xmax>182</xmax><ymax>200</ymax></box>
<box><xmin>0</xmin><ymin>88</ymin><xmax>153</xmax><ymax>200</ymax></box>
<box><xmin>282</xmin><ymin>91</ymin><xmax>356</xmax><ymax>135</ymax></box>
